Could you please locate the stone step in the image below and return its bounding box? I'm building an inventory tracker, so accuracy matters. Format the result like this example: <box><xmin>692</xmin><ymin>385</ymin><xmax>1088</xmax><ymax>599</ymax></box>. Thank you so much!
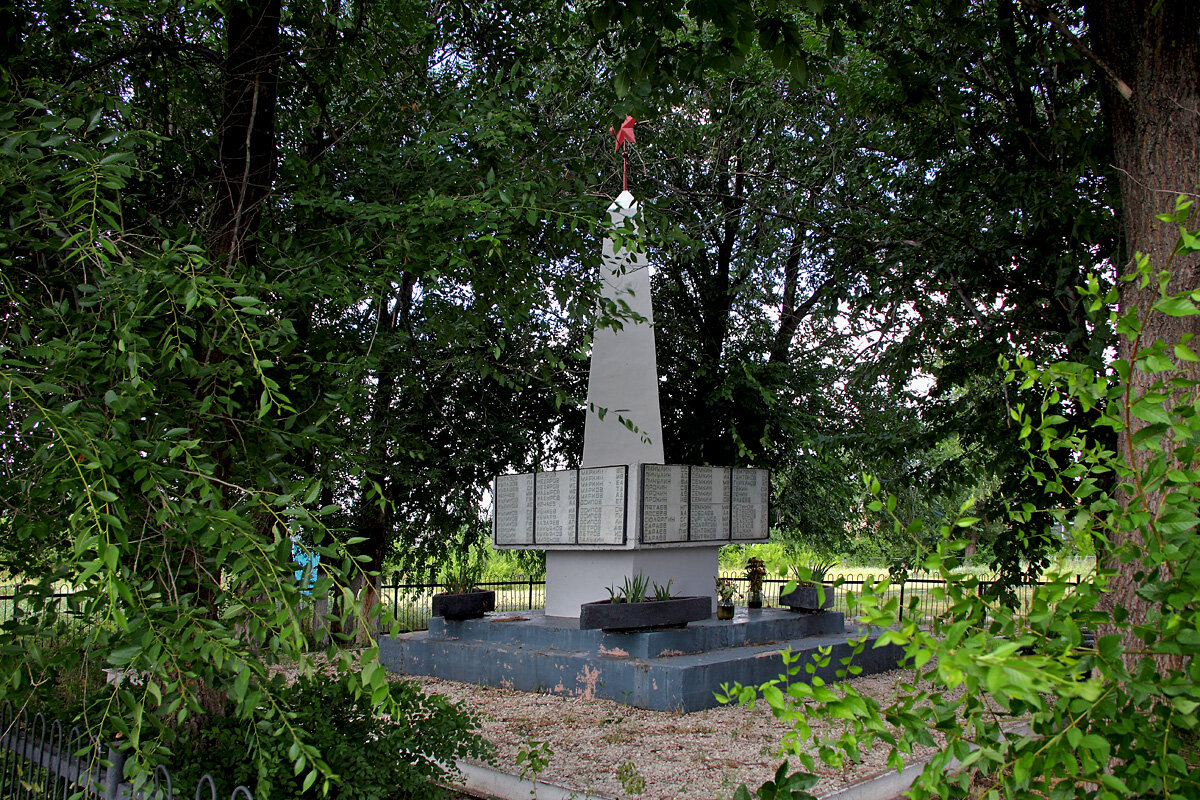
<box><xmin>380</xmin><ymin>612</ymin><xmax>902</xmax><ymax>712</ymax></box>
<box><xmin>424</xmin><ymin>607</ymin><xmax>846</xmax><ymax>658</ymax></box>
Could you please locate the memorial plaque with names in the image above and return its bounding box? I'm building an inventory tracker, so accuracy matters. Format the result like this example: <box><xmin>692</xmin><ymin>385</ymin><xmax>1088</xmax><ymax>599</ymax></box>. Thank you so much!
<box><xmin>688</xmin><ymin>466</ymin><xmax>731</xmax><ymax>541</ymax></box>
<box><xmin>577</xmin><ymin>466</ymin><xmax>627</xmax><ymax>545</ymax></box>
<box><xmin>731</xmin><ymin>468</ymin><xmax>770</xmax><ymax>541</ymax></box>
<box><xmin>641</xmin><ymin>464</ymin><xmax>688</xmax><ymax>543</ymax></box>
<box><xmin>493</xmin><ymin>473</ymin><xmax>534</xmax><ymax>546</ymax></box>
<box><xmin>534</xmin><ymin>469</ymin><xmax>578</xmax><ymax>545</ymax></box>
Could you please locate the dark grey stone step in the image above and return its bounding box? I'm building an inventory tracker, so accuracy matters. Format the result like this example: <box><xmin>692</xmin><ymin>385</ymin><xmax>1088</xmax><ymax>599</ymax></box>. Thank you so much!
<box><xmin>423</xmin><ymin>607</ymin><xmax>847</xmax><ymax>658</ymax></box>
<box><xmin>380</xmin><ymin>611</ymin><xmax>903</xmax><ymax>712</ymax></box>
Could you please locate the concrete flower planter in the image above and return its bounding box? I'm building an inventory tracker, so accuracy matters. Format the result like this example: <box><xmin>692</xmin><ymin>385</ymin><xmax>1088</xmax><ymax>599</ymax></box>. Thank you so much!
<box><xmin>432</xmin><ymin>589</ymin><xmax>496</xmax><ymax>621</ymax></box>
<box><xmin>779</xmin><ymin>584</ymin><xmax>834</xmax><ymax>613</ymax></box>
<box><xmin>579</xmin><ymin>596</ymin><xmax>711</xmax><ymax>631</ymax></box>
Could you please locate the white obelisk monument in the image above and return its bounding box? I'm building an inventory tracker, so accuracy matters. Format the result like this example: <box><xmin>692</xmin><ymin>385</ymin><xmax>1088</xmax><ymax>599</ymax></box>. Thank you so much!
<box><xmin>541</xmin><ymin>190</ymin><xmax>720</xmax><ymax>617</ymax></box>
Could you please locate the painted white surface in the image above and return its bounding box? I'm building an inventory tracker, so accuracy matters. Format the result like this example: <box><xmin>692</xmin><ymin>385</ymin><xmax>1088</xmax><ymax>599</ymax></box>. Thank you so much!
<box><xmin>452</xmin><ymin>759</ymin><xmax>605</xmax><ymax>800</ymax></box>
<box><xmin>545</xmin><ymin>547</ymin><xmax>719</xmax><ymax>618</ymax></box>
<box><xmin>582</xmin><ymin>191</ymin><xmax>664</xmax><ymax>469</ymax></box>
<box><xmin>541</xmin><ymin>193</ymin><xmax>717</xmax><ymax>618</ymax></box>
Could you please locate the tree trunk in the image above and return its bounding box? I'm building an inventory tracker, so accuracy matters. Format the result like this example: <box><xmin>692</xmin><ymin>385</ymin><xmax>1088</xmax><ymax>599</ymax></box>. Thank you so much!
<box><xmin>189</xmin><ymin>0</ymin><xmax>280</xmax><ymax>672</ymax></box>
<box><xmin>211</xmin><ymin>0</ymin><xmax>281</xmax><ymax>270</ymax></box>
<box><xmin>343</xmin><ymin>276</ymin><xmax>417</xmax><ymax>644</ymax></box>
<box><xmin>1086</xmin><ymin>0</ymin><xmax>1200</xmax><ymax>670</ymax></box>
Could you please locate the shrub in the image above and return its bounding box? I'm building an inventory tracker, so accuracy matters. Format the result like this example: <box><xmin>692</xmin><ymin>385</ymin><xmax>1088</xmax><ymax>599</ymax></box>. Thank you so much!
<box><xmin>172</xmin><ymin>674</ymin><xmax>492</xmax><ymax>800</ymax></box>
<box><xmin>721</xmin><ymin>205</ymin><xmax>1200</xmax><ymax>799</ymax></box>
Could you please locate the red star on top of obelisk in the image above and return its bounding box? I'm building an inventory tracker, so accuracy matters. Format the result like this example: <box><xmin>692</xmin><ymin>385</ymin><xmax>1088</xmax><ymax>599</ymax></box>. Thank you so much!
<box><xmin>609</xmin><ymin>115</ymin><xmax>636</xmax><ymax>192</ymax></box>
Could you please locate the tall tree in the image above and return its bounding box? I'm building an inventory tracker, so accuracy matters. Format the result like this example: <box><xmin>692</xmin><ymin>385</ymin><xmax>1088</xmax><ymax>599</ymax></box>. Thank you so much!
<box><xmin>594</xmin><ymin>1</ymin><xmax>1119</xmax><ymax>571</ymax></box>
<box><xmin>1084</xmin><ymin>0</ymin><xmax>1200</xmax><ymax>663</ymax></box>
<box><xmin>0</xmin><ymin>0</ymin><xmax>612</xmax><ymax>782</ymax></box>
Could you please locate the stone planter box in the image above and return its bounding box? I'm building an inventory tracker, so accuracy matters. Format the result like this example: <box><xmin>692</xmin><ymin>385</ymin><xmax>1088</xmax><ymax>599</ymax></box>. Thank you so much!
<box><xmin>579</xmin><ymin>596</ymin><xmax>711</xmax><ymax>631</ymax></box>
<box><xmin>431</xmin><ymin>589</ymin><xmax>496</xmax><ymax>621</ymax></box>
<box><xmin>779</xmin><ymin>584</ymin><xmax>834</xmax><ymax>613</ymax></box>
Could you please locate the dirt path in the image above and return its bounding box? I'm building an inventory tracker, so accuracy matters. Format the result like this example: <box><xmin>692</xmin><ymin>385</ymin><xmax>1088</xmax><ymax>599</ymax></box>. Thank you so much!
<box><xmin>401</xmin><ymin>667</ymin><xmax>928</xmax><ymax>800</ymax></box>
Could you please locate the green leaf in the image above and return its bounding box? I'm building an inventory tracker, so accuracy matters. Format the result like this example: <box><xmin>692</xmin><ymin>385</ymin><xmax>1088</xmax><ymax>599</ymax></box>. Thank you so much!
<box><xmin>108</xmin><ymin>645</ymin><xmax>141</xmax><ymax>665</ymax></box>
<box><xmin>1154</xmin><ymin>296</ymin><xmax>1200</xmax><ymax>316</ymax></box>
<box><xmin>1174</xmin><ymin>343</ymin><xmax>1198</xmax><ymax>362</ymax></box>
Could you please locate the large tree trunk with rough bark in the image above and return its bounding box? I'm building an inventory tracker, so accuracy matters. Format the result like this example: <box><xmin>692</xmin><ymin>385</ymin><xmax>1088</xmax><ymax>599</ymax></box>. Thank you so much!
<box><xmin>1086</xmin><ymin>0</ymin><xmax>1200</xmax><ymax>669</ymax></box>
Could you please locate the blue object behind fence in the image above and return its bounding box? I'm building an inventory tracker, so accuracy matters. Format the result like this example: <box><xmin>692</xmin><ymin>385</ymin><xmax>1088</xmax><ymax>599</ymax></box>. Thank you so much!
<box><xmin>292</xmin><ymin>538</ymin><xmax>320</xmax><ymax>594</ymax></box>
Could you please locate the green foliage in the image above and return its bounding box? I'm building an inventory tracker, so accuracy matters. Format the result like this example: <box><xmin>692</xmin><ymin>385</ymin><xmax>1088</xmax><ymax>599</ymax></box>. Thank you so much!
<box><xmin>606</xmin><ymin>572</ymin><xmax>651</xmax><ymax>603</ymax></box>
<box><xmin>1</xmin><ymin>1</ymin><xmax>612</xmax><ymax>786</ymax></box>
<box><xmin>171</xmin><ymin>674</ymin><xmax>490</xmax><ymax>800</ymax></box>
<box><xmin>477</xmin><ymin>541</ymin><xmax>546</xmax><ymax>582</ymax></box>
<box><xmin>0</xmin><ymin>76</ymin><xmax>413</xmax><ymax>789</ymax></box>
<box><xmin>515</xmin><ymin>738</ymin><xmax>553</xmax><ymax>792</ymax></box>
<box><xmin>441</xmin><ymin>545</ymin><xmax>485</xmax><ymax>594</ymax></box>
<box><xmin>604</xmin><ymin>0</ymin><xmax>1116</xmax><ymax>587</ymax></box>
<box><xmin>616</xmin><ymin>759</ymin><xmax>646</xmax><ymax>795</ymax></box>
<box><xmin>730</xmin><ymin>760</ymin><xmax>817</xmax><ymax>800</ymax></box>
<box><xmin>721</xmin><ymin>212</ymin><xmax>1200</xmax><ymax>799</ymax></box>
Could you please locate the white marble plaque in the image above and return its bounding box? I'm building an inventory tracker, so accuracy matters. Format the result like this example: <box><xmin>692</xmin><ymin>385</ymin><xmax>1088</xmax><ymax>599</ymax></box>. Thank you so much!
<box><xmin>534</xmin><ymin>469</ymin><xmax>578</xmax><ymax>545</ymax></box>
<box><xmin>494</xmin><ymin>473</ymin><xmax>534</xmax><ymax>546</ymax></box>
<box><xmin>577</xmin><ymin>466</ymin><xmax>627</xmax><ymax>545</ymax></box>
<box><xmin>689</xmin><ymin>466</ymin><xmax>731</xmax><ymax>541</ymax></box>
<box><xmin>731</xmin><ymin>468</ymin><xmax>770</xmax><ymax>541</ymax></box>
<box><xmin>641</xmin><ymin>464</ymin><xmax>688</xmax><ymax>543</ymax></box>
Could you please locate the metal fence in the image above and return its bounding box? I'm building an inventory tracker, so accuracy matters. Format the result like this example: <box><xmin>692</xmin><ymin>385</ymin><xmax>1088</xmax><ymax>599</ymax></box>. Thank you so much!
<box><xmin>0</xmin><ymin>702</ymin><xmax>252</xmax><ymax>800</ymax></box>
<box><xmin>375</xmin><ymin>573</ymin><xmax>1076</xmax><ymax>631</ymax></box>
<box><xmin>0</xmin><ymin>586</ymin><xmax>76</xmax><ymax>628</ymax></box>
<box><xmin>1</xmin><ymin>575</ymin><xmax>1078</xmax><ymax>633</ymax></box>
<box><xmin>380</xmin><ymin>578</ymin><xmax>547</xmax><ymax>632</ymax></box>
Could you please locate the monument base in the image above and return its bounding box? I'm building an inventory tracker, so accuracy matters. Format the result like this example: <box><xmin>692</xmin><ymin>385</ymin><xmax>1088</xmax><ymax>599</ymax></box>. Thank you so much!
<box><xmin>544</xmin><ymin>547</ymin><xmax>720</xmax><ymax>618</ymax></box>
<box><xmin>379</xmin><ymin>608</ymin><xmax>904</xmax><ymax>712</ymax></box>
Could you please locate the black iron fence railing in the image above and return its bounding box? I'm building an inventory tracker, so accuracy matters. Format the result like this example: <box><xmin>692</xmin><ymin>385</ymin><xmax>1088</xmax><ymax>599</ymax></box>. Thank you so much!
<box><xmin>1</xmin><ymin>574</ymin><xmax>1084</xmax><ymax>633</ymax></box>
<box><xmin>0</xmin><ymin>701</ymin><xmax>252</xmax><ymax>800</ymax></box>
<box><xmin>375</xmin><ymin>573</ymin><xmax>1083</xmax><ymax>631</ymax></box>
<box><xmin>381</xmin><ymin>579</ymin><xmax>548</xmax><ymax>632</ymax></box>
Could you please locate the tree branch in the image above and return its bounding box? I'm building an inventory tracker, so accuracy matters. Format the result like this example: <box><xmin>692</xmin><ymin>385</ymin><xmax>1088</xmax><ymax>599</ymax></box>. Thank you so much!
<box><xmin>1020</xmin><ymin>0</ymin><xmax>1133</xmax><ymax>101</ymax></box>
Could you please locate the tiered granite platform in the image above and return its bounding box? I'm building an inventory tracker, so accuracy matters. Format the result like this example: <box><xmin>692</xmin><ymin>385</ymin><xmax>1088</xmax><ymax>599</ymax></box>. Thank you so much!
<box><xmin>379</xmin><ymin>608</ymin><xmax>904</xmax><ymax>711</ymax></box>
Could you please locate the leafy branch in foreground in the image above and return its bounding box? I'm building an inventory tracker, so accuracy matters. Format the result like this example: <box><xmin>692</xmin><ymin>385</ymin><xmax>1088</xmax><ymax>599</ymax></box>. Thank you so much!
<box><xmin>0</xmin><ymin>83</ymin><xmax>486</xmax><ymax>796</ymax></box>
<box><xmin>720</xmin><ymin>200</ymin><xmax>1200</xmax><ymax>800</ymax></box>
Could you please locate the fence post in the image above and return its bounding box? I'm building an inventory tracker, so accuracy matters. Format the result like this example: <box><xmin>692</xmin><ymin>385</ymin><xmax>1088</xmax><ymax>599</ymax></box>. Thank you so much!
<box><xmin>898</xmin><ymin>580</ymin><xmax>906</xmax><ymax>624</ymax></box>
<box><xmin>104</xmin><ymin>744</ymin><xmax>126</xmax><ymax>800</ymax></box>
<box><xmin>528</xmin><ymin>577</ymin><xmax>534</xmax><ymax>610</ymax></box>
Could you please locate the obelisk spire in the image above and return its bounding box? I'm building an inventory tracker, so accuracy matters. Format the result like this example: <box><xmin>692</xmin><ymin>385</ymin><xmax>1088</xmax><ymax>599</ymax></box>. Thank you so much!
<box><xmin>581</xmin><ymin>190</ymin><xmax>664</xmax><ymax>468</ymax></box>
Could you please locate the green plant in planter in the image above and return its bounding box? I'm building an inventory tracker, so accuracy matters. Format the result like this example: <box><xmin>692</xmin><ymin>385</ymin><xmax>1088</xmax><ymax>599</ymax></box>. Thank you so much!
<box><xmin>443</xmin><ymin>546</ymin><xmax>485</xmax><ymax>594</ymax></box>
<box><xmin>716</xmin><ymin>577</ymin><xmax>738</xmax><ymax>603</ymax></box>
<box><xmin>745</xmin><ymin>558</ymin><xmax>767</xmax><ymax>608</ymax></box>
<box><xmin>790</xmin><ymin>557</ymin><xmax>835</xmax><ymax>586</ymax></box>
<box><xmin>652</xmin><ymin>578</ymin><xmax>674</xmax><ymax>601</ymax></box>
<box><xmin>745</xmin><ymin>558</ymin><xmax>767</xmax><ymax>593</ymax></box>
<box><xmin>605</xmin><ymin>572</ymin><xmax>652</xmax><ymax>603</ymax></box>
<box><xmin>716</xmin><ymin>576</ymin><xmax>738</xmax><ymax>620</ymax></box>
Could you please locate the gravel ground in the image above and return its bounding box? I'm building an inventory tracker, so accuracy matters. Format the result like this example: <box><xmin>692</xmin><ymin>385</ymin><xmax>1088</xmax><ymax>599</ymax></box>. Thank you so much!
<box><xmin>398</xmin><ymin>667</ymin><xmax>931</xmax><ymax>800</ymax></box>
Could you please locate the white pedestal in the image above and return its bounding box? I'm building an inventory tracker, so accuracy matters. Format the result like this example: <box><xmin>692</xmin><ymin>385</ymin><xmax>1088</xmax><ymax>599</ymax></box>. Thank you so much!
<box><xmin>544</xmin><ymin>548</ymin><xmax>719</xmax><ymax>618</ymax></box>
